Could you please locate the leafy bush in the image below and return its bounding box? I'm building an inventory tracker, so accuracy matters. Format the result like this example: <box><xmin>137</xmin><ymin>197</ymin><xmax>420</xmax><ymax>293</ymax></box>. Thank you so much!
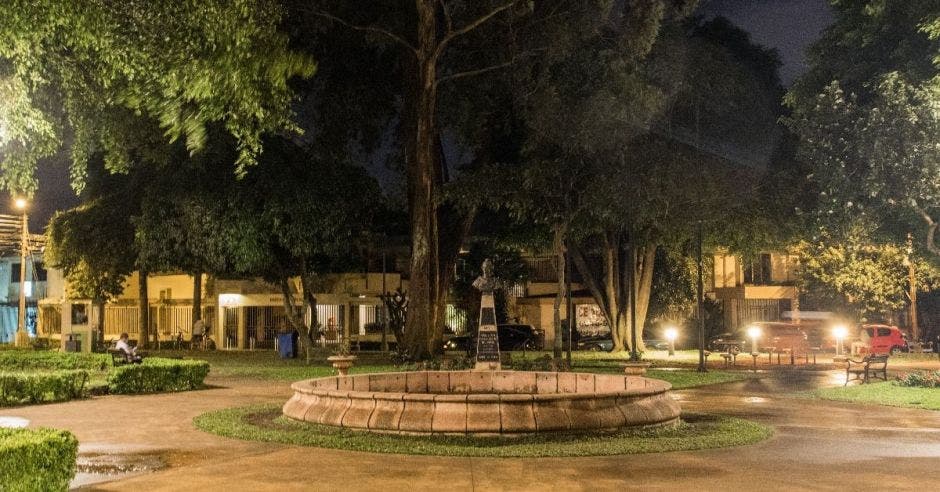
<box><xmin>108</xmin><ymin>358</ymin><xmax>210</xmax><ymax>394</ymax></box>
<box><xmin>398</xmin><ymin>356</ymin><xmax>474</xmax><ymax>372</ymax></box>
<box><xmin>895</xmin><ymin>371</ymin><xmax>940</xmax><ymax>388</ymax></box>
<box><xmin>0</xmin><ymin>427</ymin><xmax>78</xmax><ymax>491</ymax></box>
<box><xmin>512</xmin><ymin>354</ymin><xmax>569</xmax><ymax>372</ymax></box>
<box><xmin>0</xmin><ymin>371</ymin><xmax>89</xmax><ymax>406</ymax></box>
<box><xmin>0</xmin><ymin>351</ymin><xmax>109</xmax><ymax>372</ymax></box>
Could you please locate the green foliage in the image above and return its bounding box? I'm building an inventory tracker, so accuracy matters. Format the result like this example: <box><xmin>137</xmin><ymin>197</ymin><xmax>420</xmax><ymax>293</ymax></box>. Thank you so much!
<box><xmin>107</xmin><ymin>358</ymin><xmax>210</xmax><ymax>394</ymax></box>
<box><xmin>796</xmin><ymin>229</ymin><xmax>940</xmax><ymax>320</ymax></box>
<box><xmin>895</xmin><ymin>371</ymin><xmax>940</xmax><ymax>388</ymax></box>
<box><xmin>787</xmin><ymin>3</ymin><xmax>940</xmax><ymax>258</ymax></box>
<box><xmin>0</xmin><ymin>0</ymin><xmax>314</xmax><ymax>194</ymax></box>
<box><xmin>195</xmin><ymin>404</ymin><xmax>771</xmax><ymax>457</ymax></box>
<box><xmin>0</xmin><ymin>351</ymin><xmax>109</xmax><ymax>371</ymax></box>
<box><xmin>0</xmin><ymin>427</ymin><xmax>78</xmax><ymax>492</ymax></box>
<box><xmin>0</xmin><ymin>370</ymin><xmax>89</xmax><ymax>406</ymax></box>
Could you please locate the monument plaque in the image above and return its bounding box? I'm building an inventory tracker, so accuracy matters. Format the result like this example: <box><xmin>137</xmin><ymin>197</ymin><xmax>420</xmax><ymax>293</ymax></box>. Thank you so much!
<box><xmin>473</xmin><ymin>259</ymin><xmax>501</xmax><ymax>370</ymax></box>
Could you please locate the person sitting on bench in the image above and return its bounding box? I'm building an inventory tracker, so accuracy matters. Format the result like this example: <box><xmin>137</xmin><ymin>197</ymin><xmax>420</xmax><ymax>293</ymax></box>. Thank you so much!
<box><xmin>115</xmin><ymin>332</ymin><xmax>143</xmax><ymax>364</ymax></box>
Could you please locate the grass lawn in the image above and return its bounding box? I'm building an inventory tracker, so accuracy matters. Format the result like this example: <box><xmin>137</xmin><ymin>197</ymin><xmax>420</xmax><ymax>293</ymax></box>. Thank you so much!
<box><xmin>149</xmin><ymin>349</ymin><xmax>750</xmax><ymax>388</ymax></box>
<box><xmin>195</xmin><ymin>404</ymin><xmax>771</xmax><ymax>457</ymax></box>
<box><xmin>812</xmin><ymin>382</ymin><xmax>940</xmax><ymax>411</ymax></box>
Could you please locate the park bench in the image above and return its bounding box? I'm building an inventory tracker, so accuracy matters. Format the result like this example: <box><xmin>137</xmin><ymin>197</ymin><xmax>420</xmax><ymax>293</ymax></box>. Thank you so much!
<box><xmin>109</xmin><ymin>349</ymin><xmax>131</xmax><ymax>366</ymax></box>
<box><xmin>845</xmin><ymin>354</ymin><xmax>889</xmax><ymax>386</ymax></box>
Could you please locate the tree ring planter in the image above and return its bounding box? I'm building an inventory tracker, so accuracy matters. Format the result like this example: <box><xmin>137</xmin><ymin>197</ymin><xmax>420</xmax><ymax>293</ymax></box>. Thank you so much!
<box><xmin>326</xmin><ymin>355</ymin><xmax>357</xmax><ymax>376</ymax></box>
<box><xmin>283</xmin><ymin>371</ymin><xmax>680</xmax><ymax>435</ymax></box>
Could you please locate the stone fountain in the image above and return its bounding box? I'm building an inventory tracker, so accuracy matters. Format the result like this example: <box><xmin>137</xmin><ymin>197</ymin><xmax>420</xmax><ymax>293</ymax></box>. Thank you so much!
<box><xmin>283</xmin><ymin>260</ymin><xmax>680</xmax><ymax>435</ymax></box>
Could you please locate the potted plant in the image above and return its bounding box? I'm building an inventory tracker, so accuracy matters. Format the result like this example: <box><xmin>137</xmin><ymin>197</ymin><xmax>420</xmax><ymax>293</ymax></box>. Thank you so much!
<box><xmin>327</xmin><ymin>335</ymin><xmax>357</xmax><ymax>376</ymax></box>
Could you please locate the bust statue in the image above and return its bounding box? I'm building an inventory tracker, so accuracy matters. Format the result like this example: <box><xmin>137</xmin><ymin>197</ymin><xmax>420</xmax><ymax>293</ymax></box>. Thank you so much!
<box><xmin>472</xmin><ymin>258</ymin><xmax>499</xmax><ymax>293</ymax></box>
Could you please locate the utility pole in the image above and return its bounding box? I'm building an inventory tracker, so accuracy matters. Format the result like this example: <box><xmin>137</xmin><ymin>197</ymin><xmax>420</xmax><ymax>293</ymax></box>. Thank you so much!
<box><xmin>15</xmin><ymin>199</ymin><xmax>29</xmax><ymax>347</ymax></box>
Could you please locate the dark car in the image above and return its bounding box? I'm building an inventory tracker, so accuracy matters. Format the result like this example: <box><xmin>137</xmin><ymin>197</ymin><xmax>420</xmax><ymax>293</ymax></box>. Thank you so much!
<box><xmin>578</xmin><ymin>335</ymin><xmax>613</xmax><ymax>352</ymax></box>
<box><xmin>443</xmin><ymin>324</ymin><xmax>544</xmax><ymax>353</ymax></box>
<box><xmin>708</xmin><ymin>332</ymin><xmax>747</xmax><ymax>352</ymax></box>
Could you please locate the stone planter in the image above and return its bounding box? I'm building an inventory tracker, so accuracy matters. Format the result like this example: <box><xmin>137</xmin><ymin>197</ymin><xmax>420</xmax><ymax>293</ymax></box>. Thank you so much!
<box><xmin>621</xmin><ymin>361</ymin><xmax>652</xmax><ymax>375</ymax></box>
<box><xmin>327</xmin><ymin>355</ymin><xmax>357</xmax><ymax>376</ymax></box>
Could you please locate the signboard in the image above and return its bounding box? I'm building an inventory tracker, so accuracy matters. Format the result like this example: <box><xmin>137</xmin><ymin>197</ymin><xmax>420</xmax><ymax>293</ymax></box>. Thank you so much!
<box><xmin>475</xmin><ymin>294</ymin><xmax>501</xmax><ymax>369</ymax></box>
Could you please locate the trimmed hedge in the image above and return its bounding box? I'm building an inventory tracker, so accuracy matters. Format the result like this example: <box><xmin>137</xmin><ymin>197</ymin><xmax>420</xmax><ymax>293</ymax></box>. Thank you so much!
<box><xmin>0</xmin><ymin>351</ymin><xmax>109</xmax><ymax>372</ymax></box>
<box><xmin>108</xmin><ymin>358</ymin><xmax>210</xmax><ymax>394</ymax></box>
<box><xmin>0</xmin><ymin>371</ymin><xmax>89</xmax><ymax>406</ymax></box>
<box><xmin>0</xmin><ymin>427</ymin><xmax>78</xmax><ymax>491</ymax></box>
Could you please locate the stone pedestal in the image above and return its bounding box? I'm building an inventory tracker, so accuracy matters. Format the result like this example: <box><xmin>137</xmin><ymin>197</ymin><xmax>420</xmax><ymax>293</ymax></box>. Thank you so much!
<box><xmin>621</xmin><ymin>361</ymin><xmax>651</xmax><ymax>375</ymax></box>
<box><xmin>474</xmin><ymin>292</ymin><xmax>500</xmax><ymax>371</ymax></box>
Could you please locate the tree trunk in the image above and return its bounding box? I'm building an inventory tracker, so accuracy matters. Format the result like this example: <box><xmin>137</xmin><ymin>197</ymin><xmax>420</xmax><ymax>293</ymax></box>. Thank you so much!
<box><xmin>552</xmin><ymin>224</ymin><xmax>567</xmax><ymax>361</ymax></box>
<box><xmin>138</xmin><ymin>271</ymin><xmax>149</xmax><ymax>349</ymax></box>
<box><xmin>279</xmin><ymin>277</ymin><xmax>312</xmax><ymax>362</ymax></box>
<box><xmin>402</xmin><ymin>0</ymin><xmax>442</xmax><ymax>360</ymax></box>
<box><xmin>299</xmin><ymin>272</ymin><xmax>321</xmax><ymax>361</ymax></box>
<box><xmin>192</xmin><ymin>271</ymin><xmax>203</xmax><ymax>327</ymax></box>
<box><xmin>95</xmin><ymin>299</ymin><xmax>105</xmax><ymax>345</ymax></box>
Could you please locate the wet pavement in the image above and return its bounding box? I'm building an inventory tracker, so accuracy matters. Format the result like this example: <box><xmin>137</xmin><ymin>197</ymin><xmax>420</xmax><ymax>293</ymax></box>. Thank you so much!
<box><xmin>2</xmin><ymin>370</ymin><xmax>938</xmax><ymax>491</ymax></box>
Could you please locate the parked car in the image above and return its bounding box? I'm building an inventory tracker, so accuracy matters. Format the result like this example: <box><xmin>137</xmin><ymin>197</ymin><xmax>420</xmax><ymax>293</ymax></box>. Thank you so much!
<box><xmin>443</xmin><ymin>324</ymin><xmax>544</xmax><ymax>353</ymax></box>
<box><xmin>578</xmin><ymin>335</ymin><xmax>613</xmax><ymax>352</ymax></box>
<box><xmin>858</xmin><ymin>324</ymin><xmax>908</xmax><ymax>355</ymax></box>
<box><xmin>643</xmin><ymin>339</ymin><xmax>670</xmax><ymax>350</ymax></box>
<box><xmin>754</xmin><ymin>322</ymin><xmax>810</xmax><ymax>354</ymax></box>
<box><xmin>708</xmin><ymin>332</ymin><xmax>747</xmax><ymax>352</ymax></box>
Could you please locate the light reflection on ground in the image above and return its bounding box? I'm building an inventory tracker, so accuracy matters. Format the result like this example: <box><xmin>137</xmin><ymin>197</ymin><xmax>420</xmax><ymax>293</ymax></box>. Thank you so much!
<box><xmin>0</xmin><ymin>416</ymin><xmax>30</xmax><ymax>428</ymax></box>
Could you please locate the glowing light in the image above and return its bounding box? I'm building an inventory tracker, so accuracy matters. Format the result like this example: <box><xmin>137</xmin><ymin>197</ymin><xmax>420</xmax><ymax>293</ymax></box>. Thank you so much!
<box><xmin>832</xmin><ymin>324</ymin><xmax>848</xmax><ymax>339</ymax></box>
<box><xmin>747</xmin><ymin>325</ymin><xmax>762</xmax><ymax>339</ymax></box>
<box><xmin>664</xmin><ymin>327</ymin><xmax>678</xmax><ymax>341</ymax></box>
<box><xmin>219</xmin><ymin>293</ymin><xmax>241</xmax><ymax>306</ymax></box>
<box><xmin>14</xmin><ymin>198</ymin><xmax>26</xmax><ymax>210</ymax></box>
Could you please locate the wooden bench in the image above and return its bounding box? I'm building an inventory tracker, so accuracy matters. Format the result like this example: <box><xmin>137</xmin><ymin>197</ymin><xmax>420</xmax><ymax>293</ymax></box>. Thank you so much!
<box><xmin>109</xmin><ymin>349</ymin><xmax>131</xmax><ymax>366</ymax></box>
<box><xmin>845</xmin><ymin>354</ymin><xmax>889</xmax><ymax>385</ymax></box>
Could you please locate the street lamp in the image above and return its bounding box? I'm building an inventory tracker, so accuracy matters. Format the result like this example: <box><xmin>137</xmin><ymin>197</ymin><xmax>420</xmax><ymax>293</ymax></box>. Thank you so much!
<box><xmin>13</xmin><ymin>197</ymin><xmax>29</xmax><ymax>347</ymax></box>
<box><xmin>832</xmin><ymin>324</ymin><xmax>848</xmax><ymax>357</ymax></box>
<box><xmin>664</xmin><ymin>326</ymin><xmax>678</xmax><ymax>356</ymax></box>
<box><xmin>746</xmin><ymin>325</ymin><xmax>762</xmax><ymax>355</ymax></box>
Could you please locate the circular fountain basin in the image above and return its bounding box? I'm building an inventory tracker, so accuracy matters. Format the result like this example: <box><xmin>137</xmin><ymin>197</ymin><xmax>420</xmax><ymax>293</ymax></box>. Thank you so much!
<box><xmin>283</xmin><ymin>371</ymin><xmax>680</xmax><ymax>435</ymax></box>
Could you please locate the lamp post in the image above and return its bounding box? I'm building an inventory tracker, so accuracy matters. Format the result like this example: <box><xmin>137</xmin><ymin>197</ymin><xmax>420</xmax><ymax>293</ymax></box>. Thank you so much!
<box><xmin>14</xmin><ymin>198</ymin><xmax>29</xmax><ymax>347</ymax></box>
<box><xmin>747</xmin><ymin>325</ymin><xmax>761</xmax><ymax>355</ymax></box>
<box><xmin>664</xmin><ymin>327</ymin><xmax>678</xmax><ymax>356</ymax></box>
<box><xmin>832</xmin><ymin>324</ymin><xmax>848</xmax><ymax>358</ymax></box>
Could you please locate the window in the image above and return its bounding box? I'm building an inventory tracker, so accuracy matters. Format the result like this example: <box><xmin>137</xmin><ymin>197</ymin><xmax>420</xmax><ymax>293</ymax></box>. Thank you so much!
<box><xmin>877</xmin><ymin>328</ymin><xmax>891</xmax><ymax>337</ymax></box>
<box><xmin>743</xmin><ymin>253</ymin><xmax>773</xmax><ymax>285</ymax></box>
<box><xmin>10</xmin><ymin>263</ymin><xmax>19</xmax><ymax>283</ymax></box>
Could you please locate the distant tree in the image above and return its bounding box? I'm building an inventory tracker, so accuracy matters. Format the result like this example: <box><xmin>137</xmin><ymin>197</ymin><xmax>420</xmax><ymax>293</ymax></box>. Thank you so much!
<box><xmin>45</xmin><ymin>163</ymin><xmax>140</xmax><ymax>343</ymax></box>
<box><xmin>796</xmin><ymin>228</ymin><xmax>940</xmax><ymax>322</ymax></box>
<box><xmin>226</xmin><ymin>139</ymin><xmax>384</xmax><ymax>360</ymax></box>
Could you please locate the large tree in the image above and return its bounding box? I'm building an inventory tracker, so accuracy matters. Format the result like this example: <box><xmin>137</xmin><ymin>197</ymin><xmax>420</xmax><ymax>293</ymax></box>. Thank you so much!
<box><xmin>298</xmin><ymin>0</ymin><xmax>699</xmax><ymax>359</ymax></box>
<box><xmin>786</xmin><ymin>1</ymin><xmax>940</xmax><ymax>257</ymax></box>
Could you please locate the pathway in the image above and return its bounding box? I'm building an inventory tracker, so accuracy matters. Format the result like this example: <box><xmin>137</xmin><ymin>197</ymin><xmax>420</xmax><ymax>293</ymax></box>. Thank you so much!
<box><xmin>4</xmin><ymin>371</ymin><xmax>939</xmax><ymax>491</ymax></box>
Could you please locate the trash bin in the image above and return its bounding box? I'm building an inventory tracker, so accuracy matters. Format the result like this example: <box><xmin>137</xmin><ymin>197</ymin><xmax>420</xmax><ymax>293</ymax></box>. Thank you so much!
<box><xmin>277</xmin><ymin>333</ymin><xmax>296</xmax><ymax>359</ymax></box>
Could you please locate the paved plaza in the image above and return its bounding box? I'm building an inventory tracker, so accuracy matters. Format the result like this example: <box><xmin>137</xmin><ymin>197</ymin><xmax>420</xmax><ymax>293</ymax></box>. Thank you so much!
<box><xmin>4</xmin><ymin>368</ymin><xmax>938</xmax><ymax>491</ymax></box>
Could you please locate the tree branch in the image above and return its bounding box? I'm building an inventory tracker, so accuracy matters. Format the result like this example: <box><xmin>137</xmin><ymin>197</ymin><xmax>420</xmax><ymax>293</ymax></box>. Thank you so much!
<box><xmin>439</xmin><ymin>0</ymin><xmax>453</xmax><ymax>34</ymax></box>
<box><xmin>436</xmin><ymin>0</ymin><xmax>519</xmax><ymax>58</ymax></box>
<box><xmin>312</xmin><ymin>11</ymin><xmax>417</xmax><ymax>55</ymax></box>
<box><xmin>436</xmin><ymin>58</ymin><xmax>516</xmax><ymax>86</ymax></box>
<box><xmin>913</xmin><ymin>203</ymin><xmax>940</xmax><ymax>256</ymax></box>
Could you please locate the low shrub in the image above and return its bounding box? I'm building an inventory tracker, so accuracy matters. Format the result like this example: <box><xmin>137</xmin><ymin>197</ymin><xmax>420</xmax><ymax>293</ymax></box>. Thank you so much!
<box><xmin>0</xmin><ymin>351</ymin><xmax>109</xmax><ymax>372</ymax></box>
<box><xmin>895</xmin><ymin>371</ymin><xmax>940</xmax><ymax>388</ymax></box>
<box><xmin>0</xmin><ymin>370</ymin><xmax>89</xmax><ymax>406</ymax></box>
<box><xmin>0</xmin><ymin>427</ymin><xmax>78</xmax><ymax>491</ymax></box>
<box><xmin>108</xmin><ymin>358</ymin><xmax>210</xmax><ymax>394</ymax></box>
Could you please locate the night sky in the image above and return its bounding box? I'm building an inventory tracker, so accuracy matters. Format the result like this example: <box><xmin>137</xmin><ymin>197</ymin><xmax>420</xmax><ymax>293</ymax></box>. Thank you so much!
<box><xmin>6</xmin><ymin>0</ymin><xmax>835</xmax><ymax>229</ymax></box>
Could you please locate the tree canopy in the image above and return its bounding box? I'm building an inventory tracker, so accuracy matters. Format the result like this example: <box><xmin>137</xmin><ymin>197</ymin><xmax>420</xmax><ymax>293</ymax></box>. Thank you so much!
<box><xmin>0</xmin><ymin>0</ymin><xmax>314</xmax><ymax>194</ymax></box>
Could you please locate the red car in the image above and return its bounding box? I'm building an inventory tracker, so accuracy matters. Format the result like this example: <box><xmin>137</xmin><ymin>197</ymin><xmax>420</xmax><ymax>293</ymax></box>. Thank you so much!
<box><xmin>859</xmin><ymin>325</ymin><xmax>908</xmax><ymax>355</ymax></box>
